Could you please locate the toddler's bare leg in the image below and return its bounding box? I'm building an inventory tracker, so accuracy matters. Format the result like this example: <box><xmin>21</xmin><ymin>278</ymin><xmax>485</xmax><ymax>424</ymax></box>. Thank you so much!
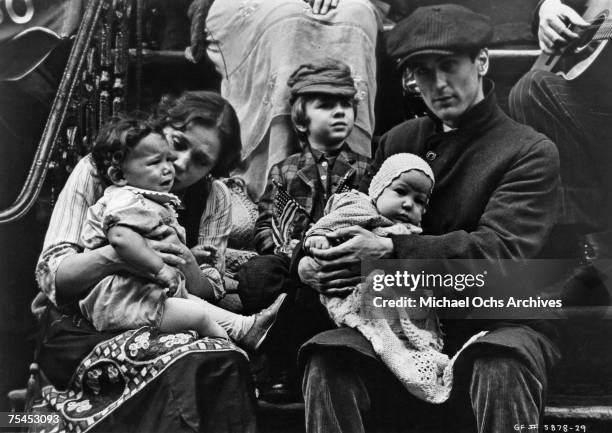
<box><xmin>159</xmin><ymin>297</ymin><xmax>229</xmax><ymax>338</ymax></box>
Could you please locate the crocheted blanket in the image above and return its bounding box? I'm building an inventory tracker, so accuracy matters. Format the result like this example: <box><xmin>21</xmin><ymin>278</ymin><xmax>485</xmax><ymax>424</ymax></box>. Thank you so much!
<box><xmin>30</xmin><ymin>327</ymin><xmax>244</xmax><ymax>433</ymax></box>
<box><xmin>324</xmin><ymin>273</ymin><xmax>486</xmax><ymax>404</ymax></box>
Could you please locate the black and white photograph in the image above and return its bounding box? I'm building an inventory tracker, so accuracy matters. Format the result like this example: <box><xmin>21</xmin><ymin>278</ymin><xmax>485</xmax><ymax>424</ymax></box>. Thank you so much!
<box><xmin>1</xmin><ymin>0</ymin><xmax>611</xmax><ymax>432</ymax></box>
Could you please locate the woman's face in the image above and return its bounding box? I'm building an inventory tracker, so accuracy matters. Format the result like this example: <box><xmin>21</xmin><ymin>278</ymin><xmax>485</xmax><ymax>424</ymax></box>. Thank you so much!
<box><xmin>164</xmin><ymin>122</ymin><xmax>222</xmax><ymax>192</ymax></box>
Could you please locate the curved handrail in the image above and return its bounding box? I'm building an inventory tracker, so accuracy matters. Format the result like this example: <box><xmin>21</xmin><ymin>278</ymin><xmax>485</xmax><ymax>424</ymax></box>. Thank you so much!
<box><xmin>0</xmin><ymin>0</ymin><xmax>106</xmax><ymax>224</ymax></box>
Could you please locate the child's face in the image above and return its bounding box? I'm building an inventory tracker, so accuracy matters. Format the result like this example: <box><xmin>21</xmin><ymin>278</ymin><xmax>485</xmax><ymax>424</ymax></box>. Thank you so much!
<box><xmin>375</xmin><ymin>170</ymin><xmax>432</xmax><ymax>226</ymax></box>
<box><xmin>303</xmin><ymin>95</ymin><xmax>355</xmax><ymax>147</ymax></box>
<box><xmin>119</xmin><ymin>133</ymin><xmax>176</xmax><ymax>192</ymax></box>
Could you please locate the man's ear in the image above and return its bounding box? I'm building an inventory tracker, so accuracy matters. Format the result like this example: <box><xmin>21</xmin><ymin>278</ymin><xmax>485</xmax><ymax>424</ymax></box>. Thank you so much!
<box><xmin>107</xmin><ymin>166</ymin><xmax>127</xmax><ymax>186</ymax></box>
<box><xmin>476</xmin><ymin>48</ymin><xmax>489</xmax><ymax>77</ymax></box>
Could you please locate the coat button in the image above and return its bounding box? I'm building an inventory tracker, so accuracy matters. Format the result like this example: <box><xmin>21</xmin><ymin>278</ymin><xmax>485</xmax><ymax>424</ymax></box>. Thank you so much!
<box><xmin>322</xmin><ymin>161</ymin><xmax>328</xmax><ymax>167</ymax></box>
<box><xmin>426</xmin><ymin>151</ymin><xmax>437</xmax><ymax>161</ymax></box>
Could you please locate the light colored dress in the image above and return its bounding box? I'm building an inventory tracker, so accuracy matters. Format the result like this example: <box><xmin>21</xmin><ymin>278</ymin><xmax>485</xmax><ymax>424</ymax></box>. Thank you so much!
<box><xmin>205</xmin><ymin>0</ymin><xmax>379</xmax><ymax>199</ymax></box>
<box><xmin>33</xmin><ymin>156</ymin><xmax>232</xmax><ymax>317</ymax></box>
<box><xmin>78</xmin><ymin>186</ymin><xmax>188</xmax><ymax>331</ymax></box>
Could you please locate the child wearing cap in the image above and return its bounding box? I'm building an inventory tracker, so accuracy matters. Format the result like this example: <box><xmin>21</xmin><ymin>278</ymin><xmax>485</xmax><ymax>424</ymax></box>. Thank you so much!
<box><xmin>236</xmin><ymin>58</ymin><xmax>371</xmax><ymax>402</ymax></box>
<box><xmin>303</xmin><ymin>153</ymin><xmax>482</xmax><ymax>404</ymax></box>
<box><xmin>253</xmin><ymin>57</ymin><xmax>372</xmax><ymax>258</ymax></box>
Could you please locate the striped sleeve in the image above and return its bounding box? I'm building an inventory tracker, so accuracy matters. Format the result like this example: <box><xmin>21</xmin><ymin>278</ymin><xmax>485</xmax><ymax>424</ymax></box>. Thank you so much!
<box><xmin>35</xmin><ymin>156</ymin><xmax>104</xmax><ymax>304</ymax></box>
<box><xmin>197</xmin><ymin>179</ymin><xmax>232</xmax><ymax>299</ymax></box>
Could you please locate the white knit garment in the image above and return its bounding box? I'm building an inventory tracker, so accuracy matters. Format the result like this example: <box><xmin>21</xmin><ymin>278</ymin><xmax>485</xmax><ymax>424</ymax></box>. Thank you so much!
<box><xmin>368</xmin><ymin>153</ymin><xmax>435</xmax><ymax>202</ymax></box>
<box><xmin>323</xmin><ymin>272</ymin><xmax>487</xmax><ymax>404</ymax></box>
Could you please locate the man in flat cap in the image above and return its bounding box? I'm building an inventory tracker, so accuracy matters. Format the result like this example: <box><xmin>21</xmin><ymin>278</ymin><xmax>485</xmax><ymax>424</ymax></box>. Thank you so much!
<box><xmin>296</xmin><ymin>4</ymin><xmax>562</xmax><ymax>432</ymax></box>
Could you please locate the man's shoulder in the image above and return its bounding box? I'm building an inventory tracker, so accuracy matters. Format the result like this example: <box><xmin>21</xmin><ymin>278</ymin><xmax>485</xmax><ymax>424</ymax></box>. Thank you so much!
<box><xmin>385</xmin><ymin>116</ymin><xmax>434</xmax><ymax>137</ymax></box>
<box><xmin>379</xmin><ymin>117</ymin><xmax>435</xmax><ymax>154</ymax></box>
<box><xmin>496</xmin><ymin>115</ymin><xmax>557</xmax><ymax>155</ymax></box>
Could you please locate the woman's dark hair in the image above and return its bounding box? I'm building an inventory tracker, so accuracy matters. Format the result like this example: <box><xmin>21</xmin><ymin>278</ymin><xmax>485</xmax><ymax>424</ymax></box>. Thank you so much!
<box><xmin>158</xmin><ymin>90</ymin><xmax>242</xmax><ymax>177</ymax></box>
<box><xmin>91</xmin><ymin>114</ymin><xmax>162</xmax><ymax>185</ymax></box>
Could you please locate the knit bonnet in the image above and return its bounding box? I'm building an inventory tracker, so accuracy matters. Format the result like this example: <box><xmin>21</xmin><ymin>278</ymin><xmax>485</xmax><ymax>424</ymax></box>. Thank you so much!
<box><xmin>368</xmin><ymin>153</ymin><xmax>435</xmax><ymax>202</ymax></box>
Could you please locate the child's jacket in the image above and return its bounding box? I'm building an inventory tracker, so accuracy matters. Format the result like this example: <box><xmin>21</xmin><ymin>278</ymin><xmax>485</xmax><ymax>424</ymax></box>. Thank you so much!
<box><xmin>255</xmin><ymin>144</ymin><xmax>371</xmax><ymax>256</ymax></box>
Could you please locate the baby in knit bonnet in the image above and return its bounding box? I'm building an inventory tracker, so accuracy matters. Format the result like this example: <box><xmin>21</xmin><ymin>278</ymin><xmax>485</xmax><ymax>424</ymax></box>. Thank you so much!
<box><xmin>305</xmin><ymin>152</ymin><xmax>435</xmax><ymax>250</ymax></box>
<box><xmin>304</xmin><ymin>153</ymin><xmax>484</xmax><ymax>404</ymax></box>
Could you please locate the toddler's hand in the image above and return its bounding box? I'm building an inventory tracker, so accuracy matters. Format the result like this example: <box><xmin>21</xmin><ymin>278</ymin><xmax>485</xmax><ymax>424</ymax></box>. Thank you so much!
<box><xmin>154</xmin><ymin>264</ymin><xmax>181</xmax><ymax>296</ymax></box>
<box><xmin>191</xmin><ymin>245</ymin><xmax>217</xmax><ymax>266</ymax></box>
<box><xmin>305</xmin><ymin>235</ymin><xmax>331</xmax><ymax>250</ymax></box>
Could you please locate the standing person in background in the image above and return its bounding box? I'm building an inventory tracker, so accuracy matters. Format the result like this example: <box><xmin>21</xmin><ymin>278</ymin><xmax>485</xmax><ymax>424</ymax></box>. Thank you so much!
<box><xmin>189</xmin><ymin>0</ymin><xmax>379</xmax><ymax>200</ymax></box>
<box><xmin>510</xmin><ymin>0</ymin><xmax>612</xmax><ymax>260</ymax></box>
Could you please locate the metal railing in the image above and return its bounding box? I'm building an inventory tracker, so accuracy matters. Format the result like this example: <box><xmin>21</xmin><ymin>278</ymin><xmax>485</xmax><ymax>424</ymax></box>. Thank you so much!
<box><xmin>0</xmin><ymin>0</ymin><xmax>141</xmax><ymax>224</ymax></box>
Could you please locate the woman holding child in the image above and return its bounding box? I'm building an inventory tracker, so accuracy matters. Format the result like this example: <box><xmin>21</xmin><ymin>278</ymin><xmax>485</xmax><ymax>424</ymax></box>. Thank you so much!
<box><xmin>32</xmin><ymin>91</ymin><xmax>269</xmax><ymax>432</ymax></box>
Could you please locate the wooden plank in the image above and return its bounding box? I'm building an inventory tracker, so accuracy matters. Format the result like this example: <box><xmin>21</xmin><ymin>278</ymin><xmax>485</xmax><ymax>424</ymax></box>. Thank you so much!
<box><xmin>545</xmin><ymin>406</ymin><xmax>612</xmax><ymax>421</ymax></box>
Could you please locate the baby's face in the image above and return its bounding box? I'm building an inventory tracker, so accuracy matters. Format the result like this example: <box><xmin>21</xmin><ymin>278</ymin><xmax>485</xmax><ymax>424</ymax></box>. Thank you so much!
<box><xmin>120</xmin><ymin>133</ymin><xmax>176</xmax><ymax>192</ymax></box>
<box><xmin>375</xmin><ymin>170</ymin><xmax>432</xmax><ymax>226</ymax></box>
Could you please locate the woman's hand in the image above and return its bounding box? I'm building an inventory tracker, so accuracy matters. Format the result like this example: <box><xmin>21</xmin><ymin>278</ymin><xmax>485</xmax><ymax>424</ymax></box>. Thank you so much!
<box><xmin>307</xmin><ymin>0</ymin><xmax>340</xmax><ymax>15</ymax></box>
<box><xmin>538</xmin><ymin>0</ymin><xmax>588</xmax><ymax>53</ymax></box>
<box><xmin>153</xmin><ymin>264</ymin><xmax>182</xmax><ymax>296</ymax></box>
<box><xmin>146</xmin><ymin>225</ymin><xmax>194</xmax><ymax>270</ymax></box>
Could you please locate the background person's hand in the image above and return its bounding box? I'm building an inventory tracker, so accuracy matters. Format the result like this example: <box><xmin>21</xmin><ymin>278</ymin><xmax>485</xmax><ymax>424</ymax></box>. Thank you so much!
<box><xmin>538</xmin><ymin>0</ymin><xmax>588</xmax><ymax>53</ymax></box>
<box><xmin>307</xmin><ymin>0</ymin><xmax>340</xmax><ymax>15</ymax></box>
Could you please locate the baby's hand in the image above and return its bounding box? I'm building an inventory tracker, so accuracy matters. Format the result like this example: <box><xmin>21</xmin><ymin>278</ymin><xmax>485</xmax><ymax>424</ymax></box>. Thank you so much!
<box><xmin>154</xmin><ymin>264</ymin><xmax>181</xmax><ymax>296</ymax></box>
<box><xmin>406</xmin><ymin>224</ymin><xmax>423</xmax><ymax>235</ymax></box>
<box><xmin>305</xmin><ymin>235</ymin><xmax>331</xmax><ymax>250</ymax></box>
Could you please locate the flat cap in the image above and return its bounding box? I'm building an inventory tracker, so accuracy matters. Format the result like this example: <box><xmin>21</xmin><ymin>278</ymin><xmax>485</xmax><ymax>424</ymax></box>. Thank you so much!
<box><xmin>386</xmin><ymin>4</ymin><xmax>492</xmax><ymax>69</ymax></box>
<box><xmin>287</xmin><ymin>58</ymin><xmax>356</xmax><ymax>103</ymax></box>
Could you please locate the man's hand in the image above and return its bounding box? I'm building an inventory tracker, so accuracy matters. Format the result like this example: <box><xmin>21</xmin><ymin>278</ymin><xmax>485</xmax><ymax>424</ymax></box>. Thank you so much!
<box><xmin>310</xmin><ymin>226</ymin><xmax>394</xmax><ymax>262</ymax></box>
<box><xmin>297</xmin><ymin>256</ymin><xmax>360</xmax><ymax>295</ymax></box>
<box><xmin>538</xmin><ymin>0</ymin><xmax>588</xmax><ymax>53</ymax></box>
<box><xmin>307</xmin><ymin>0</ymin><xmax>340</xmax><ymax>15</ymax></box>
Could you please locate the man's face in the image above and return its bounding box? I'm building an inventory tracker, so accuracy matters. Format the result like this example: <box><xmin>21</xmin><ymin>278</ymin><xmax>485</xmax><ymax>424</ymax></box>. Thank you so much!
<box><xmin>409</xmin><ymin>51</ymin><xmax>487</xmax><ymax>127</ymax></box>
